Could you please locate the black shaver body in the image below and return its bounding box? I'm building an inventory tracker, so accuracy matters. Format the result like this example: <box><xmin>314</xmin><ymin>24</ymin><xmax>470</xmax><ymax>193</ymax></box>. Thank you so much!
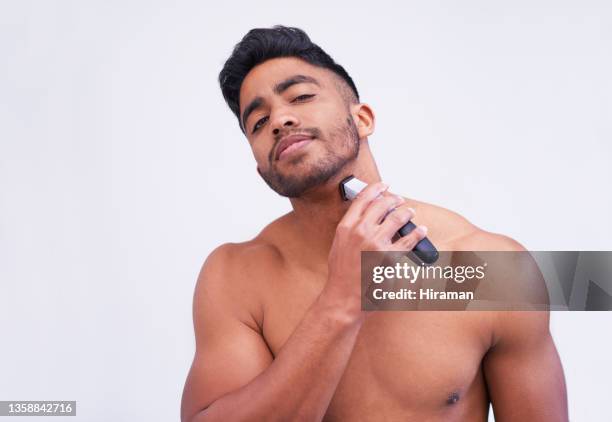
<box><xmin>339</xmin><ymin>176</ymin><xmax>439</xmax><ymax>265</ymax></box>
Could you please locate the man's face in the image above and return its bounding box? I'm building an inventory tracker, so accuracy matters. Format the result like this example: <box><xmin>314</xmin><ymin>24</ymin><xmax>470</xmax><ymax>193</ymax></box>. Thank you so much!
<box><xmin>239</xmin><ymin>57</ymin><xmax>361</xmax><ymax>198</ymax></box>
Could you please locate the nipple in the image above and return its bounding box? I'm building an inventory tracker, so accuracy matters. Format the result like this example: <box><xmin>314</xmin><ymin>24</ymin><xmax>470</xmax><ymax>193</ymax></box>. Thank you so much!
<box><xmin>446</xmin><ymin>392</ymin><xmax>460</xmax><ymax>405</ymax></box>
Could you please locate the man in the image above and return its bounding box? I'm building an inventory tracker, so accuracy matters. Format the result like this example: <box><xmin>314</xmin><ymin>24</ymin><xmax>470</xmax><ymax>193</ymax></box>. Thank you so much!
<box><xmin>181</xmin><ymin>26</ymin><xmax>568</xmax><ymax>421</ymax></box>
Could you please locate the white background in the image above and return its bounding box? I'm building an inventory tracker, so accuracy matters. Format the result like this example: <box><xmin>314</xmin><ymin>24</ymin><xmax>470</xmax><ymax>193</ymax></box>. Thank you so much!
<box><xmin>1</xmin><ymin>1</ymin><xmax>611</xmax><ymax>421</ymax></box>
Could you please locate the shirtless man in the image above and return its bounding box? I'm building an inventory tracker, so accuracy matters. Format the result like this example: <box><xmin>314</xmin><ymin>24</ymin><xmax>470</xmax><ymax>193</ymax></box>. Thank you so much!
<box><xmin>181</xmin><ymin>26</ymin><xmax>568</xmax><ymax>421</ymax></box>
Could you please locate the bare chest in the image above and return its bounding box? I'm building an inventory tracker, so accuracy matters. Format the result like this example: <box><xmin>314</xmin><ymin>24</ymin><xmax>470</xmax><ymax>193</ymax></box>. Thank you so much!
<box><xmin>260</xmin><ymin>268</ymin><xmax>493</xmax><ymax>420</ymax></box>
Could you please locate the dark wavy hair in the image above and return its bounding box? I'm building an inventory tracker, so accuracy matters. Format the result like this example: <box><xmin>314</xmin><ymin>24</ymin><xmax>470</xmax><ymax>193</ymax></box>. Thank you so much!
<box><xmin>219</xmin><ymin>25</ymin><xmax>360</xmax><ymax>133</ymax></box>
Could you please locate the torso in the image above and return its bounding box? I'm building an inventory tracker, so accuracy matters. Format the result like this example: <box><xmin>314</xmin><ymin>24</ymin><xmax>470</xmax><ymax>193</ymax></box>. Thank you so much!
<box><xmin>234</xmin><ymin>199</ymin><xmax>499</xmax><ymax>421</ymax></box>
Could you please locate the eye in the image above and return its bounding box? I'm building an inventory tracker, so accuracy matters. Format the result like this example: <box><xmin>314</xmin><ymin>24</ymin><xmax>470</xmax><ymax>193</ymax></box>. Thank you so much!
<box><xmin>292</xmin><ymin>94</ymin><xmax>315</xmax><ymax>102</ymax></box>
<box><xmin>252</xmin><ymin>116</ymin><xmax>269</xmax><ymax>134</ymax></box>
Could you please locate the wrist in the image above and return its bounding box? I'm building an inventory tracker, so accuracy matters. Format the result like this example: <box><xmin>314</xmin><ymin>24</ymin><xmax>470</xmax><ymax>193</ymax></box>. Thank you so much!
<box><xmin>316</xmin><ymin>284</ymin><xmax>365</xmax><ymax>327</ymax></box>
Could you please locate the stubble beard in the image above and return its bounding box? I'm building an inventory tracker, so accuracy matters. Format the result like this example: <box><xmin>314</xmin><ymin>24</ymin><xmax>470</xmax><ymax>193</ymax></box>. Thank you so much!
<box><xmin>258</xmin><ymin>116</ymin><xmax>360</xmax><ymax>198</ymax></box>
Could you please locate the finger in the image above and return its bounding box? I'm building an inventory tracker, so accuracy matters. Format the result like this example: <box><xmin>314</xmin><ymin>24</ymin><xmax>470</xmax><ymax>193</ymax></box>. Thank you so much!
<box><xmin>361</xmin><ymin>194</ymin><xmax>405</xmax><ymax>226</ymax></box>
<box><xmin>390</xmin><ymin>224</ymin><xmax>428</xmax><ymax>251</ymax></box>
<box><xmin>376</xmin><ymin>203</ymin><xmax>416</xmax><ymax>240</ymax></box>
<box><xmin>341</xmin><ymin>181</ymin><xmax>389</xmax><ymax>225</ymax></box>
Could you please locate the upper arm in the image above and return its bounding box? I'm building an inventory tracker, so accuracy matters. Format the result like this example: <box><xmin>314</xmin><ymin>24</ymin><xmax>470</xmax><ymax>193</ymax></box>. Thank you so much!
<box><xmin>483</xmin><ymin>312</ymin><xmax>568</xmax><ymax>421</ymax></box>
<box><xmin>181</xmin><ymin>245</ymin><xmax>274</xmax><ymax>422</ymax></box>
<box><xmin>479</xmin><ymin>233</ymin><xmax>567</xmax><ymax>420</ymax></box>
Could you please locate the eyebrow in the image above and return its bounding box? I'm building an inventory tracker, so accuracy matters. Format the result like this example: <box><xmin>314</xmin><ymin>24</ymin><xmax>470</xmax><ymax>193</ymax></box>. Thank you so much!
<box><xmin>273</xmin><ymin>74</ymin><xmax>320</xmax><ymax>95</ymax></box>
<box><xmin>241</xmin><ymin>74</ymin><xmax>320</xmax><ymax>131</ymax></box>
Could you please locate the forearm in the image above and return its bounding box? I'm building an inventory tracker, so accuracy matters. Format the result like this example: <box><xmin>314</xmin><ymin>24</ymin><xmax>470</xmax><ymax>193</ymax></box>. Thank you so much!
<box><xmin>191</xmin><ymin>290</ymin><xmax>364</xmax><ymax>422</ymax></box>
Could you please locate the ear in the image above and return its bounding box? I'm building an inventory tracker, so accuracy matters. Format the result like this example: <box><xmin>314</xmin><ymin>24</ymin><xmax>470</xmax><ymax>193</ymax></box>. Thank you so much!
<box><xmin>350</xmin><ymin>103</ymin><xmax>375</xmax><ymax>139</ymax></box>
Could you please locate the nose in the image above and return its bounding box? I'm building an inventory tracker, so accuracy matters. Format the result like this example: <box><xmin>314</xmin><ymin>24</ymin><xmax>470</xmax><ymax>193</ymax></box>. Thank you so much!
<box><xmin>271</xmin><ymin>109</ymin><xmax>300</xmax><ymax>135</ymax></box>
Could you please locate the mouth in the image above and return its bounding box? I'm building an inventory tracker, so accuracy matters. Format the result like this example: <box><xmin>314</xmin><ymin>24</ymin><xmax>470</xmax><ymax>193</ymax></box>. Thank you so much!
<box><xmin>275</xmin><ymin>134</ymin><xmax>315</xmax><ymax>161</ymax></box>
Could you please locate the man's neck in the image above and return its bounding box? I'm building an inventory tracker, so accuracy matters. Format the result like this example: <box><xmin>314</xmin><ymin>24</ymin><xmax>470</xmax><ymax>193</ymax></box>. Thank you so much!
<box><xmin>284</xmin><ymin>148</ymin><xmax>382</xmax><ymax>267</ymax></box>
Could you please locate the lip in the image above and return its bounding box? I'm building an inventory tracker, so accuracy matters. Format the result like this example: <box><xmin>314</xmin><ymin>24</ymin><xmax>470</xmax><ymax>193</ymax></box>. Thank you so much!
<box><xmin>275</xmin><ymin>134</ymin><xmax>315</xmax><ymax>161</ymax></box>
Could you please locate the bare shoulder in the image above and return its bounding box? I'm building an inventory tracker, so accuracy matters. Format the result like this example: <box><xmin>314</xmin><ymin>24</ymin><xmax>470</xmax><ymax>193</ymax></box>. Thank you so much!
<box><xmin>453</xmin><ymin>229</ymin><xmax>527</xmax><ymax>251</ymax></box>
<box><xmin>413</xmin><ymin>200</ymin><xmax>548</xmax><ymax>321</ymax></box>
<box><xmin>411</xmin><ymin>199</ymin><xmax>526</xmax><ymax>252</ymax></box>
<box><xmin>419</xmin><ymin>211</ymin><xmax>552</xmax><ymax>347</ymax></box>
<box><xmin>203</xmin><ymin>237</ymin><xmax>283</xmax><ymax>276</ymax></box>
<box><xmin>193</xmin><ymin>226</ymin><xmax>286</xmax><ymax>333</ymax></box>
<box><xmin>197</xmin><ymin>236</ymin><xmax>283</xmax><ymax>296</ymax></box>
